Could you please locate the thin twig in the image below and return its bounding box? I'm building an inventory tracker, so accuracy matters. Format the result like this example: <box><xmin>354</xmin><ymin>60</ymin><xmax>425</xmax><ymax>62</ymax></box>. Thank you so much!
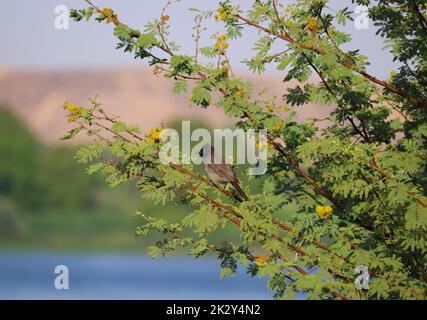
<box><xmin>235</xmin><ymin>13</ymin><xmax>427</xmax><ymax>109</ymax></box>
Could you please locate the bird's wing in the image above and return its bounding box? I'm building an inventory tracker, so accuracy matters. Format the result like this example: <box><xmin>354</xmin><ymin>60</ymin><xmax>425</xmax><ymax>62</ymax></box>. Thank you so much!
<box><xmin>212</xmin><ymin>163</ymin><xmax>238</xmax><ymax>182</ymax></box>
<box><xmin>208</xmin><ymin>149</ymin><xmax>239</xmax><ymax>182</ymax></box>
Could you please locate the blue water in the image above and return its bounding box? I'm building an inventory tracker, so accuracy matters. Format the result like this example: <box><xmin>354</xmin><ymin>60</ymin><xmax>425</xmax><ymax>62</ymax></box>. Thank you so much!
<box><xmin>0</xmin><ymin>252</ymin><xmax>273</xmax><ymax>300</ymax></box>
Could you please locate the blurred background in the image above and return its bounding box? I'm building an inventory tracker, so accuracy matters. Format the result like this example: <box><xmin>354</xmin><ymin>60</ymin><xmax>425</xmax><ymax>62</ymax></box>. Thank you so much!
<box><xmin>0</xmin><ymin>0</ymin><xmax>397</xmax><ymax>299</ymax></box>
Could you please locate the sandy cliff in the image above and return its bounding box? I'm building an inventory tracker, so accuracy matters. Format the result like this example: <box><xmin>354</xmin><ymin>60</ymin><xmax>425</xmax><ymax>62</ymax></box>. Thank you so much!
<box><xmin>0</xmin><ymin>67</ymin><xmax>331</xmax><ymax>143</ymax></box>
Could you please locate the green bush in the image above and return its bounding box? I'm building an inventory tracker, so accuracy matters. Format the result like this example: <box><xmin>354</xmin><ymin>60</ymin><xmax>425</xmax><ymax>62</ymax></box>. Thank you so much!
<box><xmin>0</xmin><ymin>107</ymin><xmax>97</xmax><ymax>210</ymax></box>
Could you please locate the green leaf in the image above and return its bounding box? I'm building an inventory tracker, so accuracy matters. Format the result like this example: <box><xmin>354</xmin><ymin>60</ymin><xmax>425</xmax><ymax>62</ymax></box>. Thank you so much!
<box><xmin>190</xmin><ymin>85</ymin><xmax>211</xmax><ymax>107</ymax></box>
<box><xmin>277</xmin><ymin>55</ymin><xmax>294</xmax><ymax>71</ymax></box>
<box><xmin>172</xmin><ymin>80</ymin><xmax>188</xmax><ymax>94</ymax></box>
<box><xmin>60</xmin><ymin>127</ymin><xmax>81</xmax><ymax>141</ymax></box>
<box><xmin>136</xmin><ymin>33</ymin><xmax>157</xmax><ymax>49</ymax></box>
<box><xmin>114</xmin><ymin>24</ymin><xmax>133</xmax><ymax>41</ymax></box>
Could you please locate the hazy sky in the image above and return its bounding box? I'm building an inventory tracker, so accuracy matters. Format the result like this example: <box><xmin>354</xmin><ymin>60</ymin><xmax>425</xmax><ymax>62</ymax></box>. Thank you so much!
<box><xmin>0</xmin><ymin>0</ymin><xmax>398</xmax><ymax>79</ymax></box>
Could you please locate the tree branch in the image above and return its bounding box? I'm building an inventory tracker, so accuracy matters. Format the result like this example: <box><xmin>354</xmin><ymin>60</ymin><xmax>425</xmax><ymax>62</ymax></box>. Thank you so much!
<box><xmin>235</xmin><ymin>13</ymin><xmax>427</xmax><ymax>110</ymax></box>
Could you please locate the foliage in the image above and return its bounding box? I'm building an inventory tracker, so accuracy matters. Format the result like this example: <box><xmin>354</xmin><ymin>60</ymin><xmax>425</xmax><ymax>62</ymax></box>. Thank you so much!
<box><xmin>64</xmin><ymin>0</ymin><xmax>427</xmax><ymax>299</ymax></box>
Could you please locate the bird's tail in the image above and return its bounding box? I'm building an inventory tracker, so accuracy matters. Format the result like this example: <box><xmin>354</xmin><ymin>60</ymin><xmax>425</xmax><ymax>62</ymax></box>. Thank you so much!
<box><xmin>231</xmin><ymin>181</ymin><xmax>249</xmax><ymax>201</ymax></box>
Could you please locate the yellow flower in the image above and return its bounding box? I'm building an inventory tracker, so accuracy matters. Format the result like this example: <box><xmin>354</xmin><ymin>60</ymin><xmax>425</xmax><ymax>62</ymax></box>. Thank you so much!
<box><xmin>216</xmin><ymin>7</ymin><xmax>230</xmax><ymax>21</ymax></box>
<box><xmin>161</xmin><ymin>15</ymin><xmax>170</xmax><ymax>22</ymax></box>
<box><xmin>236</xmin><ymin>87</ymin><xmax>244</xmax><ymax>97</ymax></box>
<box><xmin>101</xmin><ymin>8</ymin><xmax>116</xmax><ymax>24</ymax></box>
<box><xmin>64</xmin><ymin>102</ymin><xmax>81</xmax><ymax>116</ymax></box>
<box><xmin>315</xmin><ymin>205</ymin><xmax>325</xmax><ymax>215</ymax></box>
<box><xmin>307</xmin><ymin>17</ymin><xmax>317</xmax><ymax>32</ymax></box>
<box><xmin>215</xmin><ymin>35</ymin><xmax>229</xmax><ymax>54</ymax></box>
<box><xmin>255</xmin><ymin>256</ymin><xmax>268</xmax><ymax>266</ymax></box>
<box><xmin>221</xmin><ymin>66</ymin><xmax>229</xmax><ymax>77</ymax></box>
<box><xmin>316</xmin><ymin>205</ymin><xmax>333</xmax><ymax>219</ymax></box>
<box><xmin>146</xmin><ymin>128</ymin><xmax>161</xmax><ymax>144</ymax></box>
<box><xmin>255</xmin><ymin>140</ymin><xmax>267</xmax><ymax>149</ymax></box>
<box><xmin>153</xmin><ymin>65</ymin><xmax>162</xmax><ymax>76</ymax></box>
<box><xmin>101</xmin><ymin>8</ymin><xmax>113</xmax><ymax>16</ymax></box>
<box><xmin>274</xmin><ymin>120</ymin><xmax>282</xmax><ymax>132</ymax></box>
<box><xmin>388</xmin><ymin>70</ymin><xmax>397</xmax><ymax>83</ymax></box>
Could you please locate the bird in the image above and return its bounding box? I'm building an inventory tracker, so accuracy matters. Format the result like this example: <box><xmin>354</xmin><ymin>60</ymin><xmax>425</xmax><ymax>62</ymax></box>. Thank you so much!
<box><xmin>198</xmin><ymin>144</ymin><xmax>249</xmax><ymax>201</ymax></box>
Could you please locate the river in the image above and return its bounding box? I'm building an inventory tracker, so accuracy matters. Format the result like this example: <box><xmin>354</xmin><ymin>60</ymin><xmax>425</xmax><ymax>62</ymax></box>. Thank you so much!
<box><xmin>0</xmin><ymin>251</ymin><xmax>275</xmax><ymax>299</ymax></box>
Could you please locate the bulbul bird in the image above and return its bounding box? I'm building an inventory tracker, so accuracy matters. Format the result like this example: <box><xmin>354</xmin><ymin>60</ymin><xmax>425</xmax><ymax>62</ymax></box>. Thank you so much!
<box><xmin>199</xmin><ymin>144</ymin><xmax>249</xmax><ymax>201</ymax></box>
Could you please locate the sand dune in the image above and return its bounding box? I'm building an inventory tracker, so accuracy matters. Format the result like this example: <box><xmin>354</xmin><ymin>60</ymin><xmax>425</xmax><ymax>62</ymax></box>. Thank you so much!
<box><xmin>0</xmin><ymin>67</ymin><xmax>331</xmax><ymax>143</ymax></box>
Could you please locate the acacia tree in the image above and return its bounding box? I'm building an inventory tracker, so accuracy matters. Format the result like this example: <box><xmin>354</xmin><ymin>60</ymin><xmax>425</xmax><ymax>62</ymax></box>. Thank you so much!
<box><xmin>63</xmin><ymin>0</ymin><xmax>426</xmax><ymax>299</ymax></box>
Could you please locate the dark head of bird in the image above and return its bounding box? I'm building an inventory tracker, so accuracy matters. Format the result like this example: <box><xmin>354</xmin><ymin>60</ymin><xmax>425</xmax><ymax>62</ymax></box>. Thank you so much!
<box><xmin>199</xmin><ymin>144</ymin><xmax>214</xmax><ymax>158</ymax></box>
